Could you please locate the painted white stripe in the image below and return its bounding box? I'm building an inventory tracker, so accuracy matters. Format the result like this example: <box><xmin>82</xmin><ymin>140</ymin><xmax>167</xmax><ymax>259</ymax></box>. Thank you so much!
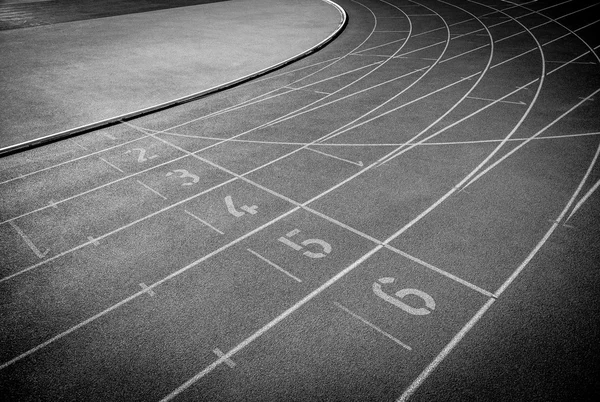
<box><xmin>185</xmin><ymin>210</ymin><xmax>224</xmax><ymax>235</ymax></box>
<box><xmin>99</xmin><ymin>157</ymin><xmax>124</xmax><ymax>173</ymax></box>
<box><xmin>136</xmin><ymin>180</ymin><xmax>167</xmax><ymax>200</ymax></box>
<box><xmin>334</xmin><ymin>302</ymin><xmax>412</xmax><ymax>350</ymax></box>
<box><xmin>306</xmin><ymin>147</ymin><xmax>363</xmax><ymax>166</ymax></box>
<box><xmin>8</xmin><ymin>221</ymin><xmax>48</xmax><ymax>259</ymax></box>
<box><xmin>247</xmin><ymin>248</ymin><xmax>302</xmax><ymax>283</ymax></box>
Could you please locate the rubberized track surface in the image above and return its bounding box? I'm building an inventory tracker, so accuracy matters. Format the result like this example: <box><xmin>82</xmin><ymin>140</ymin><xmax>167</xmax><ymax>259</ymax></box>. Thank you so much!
<box><xmin>1</xmin><ymin>0</ymin><xmax>599</xmax><ymax>400</ymax></box>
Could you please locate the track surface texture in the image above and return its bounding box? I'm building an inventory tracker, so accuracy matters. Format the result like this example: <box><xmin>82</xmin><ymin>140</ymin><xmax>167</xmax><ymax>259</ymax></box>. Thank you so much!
<box><xmin>1</xmin><ymin>0</ymin><xmax>599</xmax><ymax>401</ymax></box>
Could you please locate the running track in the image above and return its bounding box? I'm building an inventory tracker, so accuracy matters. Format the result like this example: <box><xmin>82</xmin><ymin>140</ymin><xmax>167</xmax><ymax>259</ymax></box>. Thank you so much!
<box><xmin>1</xmin><ymin>0</ymin><xmax>599</xmax><ymax>400</ymax></box>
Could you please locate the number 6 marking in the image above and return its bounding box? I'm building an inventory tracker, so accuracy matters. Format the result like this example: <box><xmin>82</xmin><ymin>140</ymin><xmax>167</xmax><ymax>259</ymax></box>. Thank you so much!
<box><xmin>373</xmin><ymin>277</ymin><xmax>435</xmax><ymax>316</ymax></box>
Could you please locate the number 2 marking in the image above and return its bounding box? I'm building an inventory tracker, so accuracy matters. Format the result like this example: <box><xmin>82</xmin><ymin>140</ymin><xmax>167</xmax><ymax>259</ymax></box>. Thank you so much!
<box><xmin>125</xmin><ymin>148</ymin><xmax>158</xmax><ymax>163</ymax></box>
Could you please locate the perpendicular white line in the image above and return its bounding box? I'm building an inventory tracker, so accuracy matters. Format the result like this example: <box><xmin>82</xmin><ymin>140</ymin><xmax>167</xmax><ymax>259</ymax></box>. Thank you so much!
<box><xmin>159</xmin><ymin>245</ymin><xmax>384</xmax><ymax>402</ymax></box>
<box><xmin>397</xmin><ymin>298</ymin><xmax>496</xmax><ymax>401</ymax></box>
<box><xmin>247</xmin><ymin>248</ymin><xmax>302</xmax><ymax>283</ymax></box>
<box><xmin>136</xmin><ymin>180</ymin><xmax>167</xmax><ymax>200</ymax></box>
<box><xmin>8</xmin><ymin>221</ymin><xmax>48</xmax><ymax>259</ymax></box>
<box><xmin>184</xmin><ymin>210</ymin><xmax>224</xmax><ymax>235</ymax></box>
<box><xmin>334</xmin><ymin>302</ymin><xmax>412</xmax><ymax>350</ymax></box>
<box><xmin>98</xmin><ymin>157</ymin><xmax>124</xmax><ymax>173</ymax></box>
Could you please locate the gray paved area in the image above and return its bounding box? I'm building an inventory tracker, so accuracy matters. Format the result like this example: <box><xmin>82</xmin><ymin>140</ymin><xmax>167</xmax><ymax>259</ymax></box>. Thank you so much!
<box><xmin>0</xmin><ymin>0</ymin><xmax>344</xmax><ymax>152</ymax></box>
<box><xmin>1</xmin><ymin>0</ymin><xmax>600</xmax><ymax>401</ymax></box>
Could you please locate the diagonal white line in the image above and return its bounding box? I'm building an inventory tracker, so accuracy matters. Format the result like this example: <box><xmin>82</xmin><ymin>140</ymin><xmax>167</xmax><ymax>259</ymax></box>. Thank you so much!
<box><xmin>184</xmin><ymin>210</ymin><xmax>224</xmax><ymax>235</ymax></box>
<box><xmin>247</xmin><ymin>248</ymin><xmax>302</xmax><ymax>283</ymax></box>
<box><xmin>334</xmin><ymin>302</ymin><xmax>412</xmax><ymax>350</ymax></box>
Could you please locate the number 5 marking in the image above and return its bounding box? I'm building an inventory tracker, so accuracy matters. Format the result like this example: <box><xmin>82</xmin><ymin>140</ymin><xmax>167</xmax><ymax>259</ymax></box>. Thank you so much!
<box><xmin>125</xmin><ymin>148</ymin><xmax>158</xmax><ymax>163</ymax></box>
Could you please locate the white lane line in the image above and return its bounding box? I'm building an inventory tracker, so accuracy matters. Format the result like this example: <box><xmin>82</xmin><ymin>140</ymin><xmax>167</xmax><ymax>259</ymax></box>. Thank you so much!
<box><xmin>467</xmin><ymin>96</ymin><xmax>526</xmax><ymax>105</ymax></box>
<box><xmin>247</xmin><ymin>248</ymin><xmax>302</xmax><ymax>283</ymax></box>
<box><xmin>98</xmin><ymin>157</ymin><xmax>124</xmax><ymax>173</ymax></box>
<box><xmin>547</xmin><ymin>60</ymin><xmax>595</xmax><ymax>65</ymax></box>
<box><xmin>213</xmin><ymin>348</ymin><xmax>236</xmax><ymax>368</ymax></box>
<box><xmin>8</xmin><ymin>221</ymin><xmax>48</xmax><ymax>259</ymax></box>
<box><xmin>306</xmin><ymin>147</ymin><xmax>363</xmax><ymax>166</ymax></box>
<box><xmin>398</xmin><ymin>298</ymin><xmax>496</xmax><ymax>401</ymax></box>
<box><xmin>283</xmin><ymin>85</ymin><xmax>332</xmax><ymax>95</ymax></box>
<box><xmin>159</xmin><ymin>129</ymin><xmax>600</xmax><ymax>148</ymax></box>
<box><xmin>334</xmin><ymin>302</ymin><xmax>412</xmax><ymax>351</ymax></box>
<box><xmin>384</xmin><ymin>245</ymin><xmax>495</xmax><ymax>298</ymax></box>
<box><xmin>136</xmin><ymin>180</ymin><xmax>167</xmax><ymax>200</ymax></box>
<box><xmin>565</xmin><ymin>179</ymin><xmax>600</xmax><ymax>223</ymax></box>
<box><xmin>184</xmin><ymin>210</ymin><xmax>224</xmax><ymax>235</ymax></box>
<box><xmin>253</xmin><ymin>56</ymin><xmax>342</xmax><ymax>83</ymax></box>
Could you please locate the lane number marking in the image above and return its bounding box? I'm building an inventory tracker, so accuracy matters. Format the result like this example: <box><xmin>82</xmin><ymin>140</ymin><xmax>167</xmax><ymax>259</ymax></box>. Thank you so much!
<box><xmin>125</xmin><ymin>148</ymin><xmax>158</xmax><ymax>163</ymax></box>
<box><xmin>224</xmin><ymin>195</ymin><xmax>258</xmax><ymax>217</ymax></box>
<box><xmin>373</xmin><ymin>277</ymin><xmax>435</xmax><ymax>316</ymax></box>
<box><xmin>166</xmin><ymin>169</ymin><xmax>200</xmax><ymax>186</ymax></box>
<box><xmin>278</xmin><ymin>228</ymin><xmax>332</xmax><ymax>259</ymax></box>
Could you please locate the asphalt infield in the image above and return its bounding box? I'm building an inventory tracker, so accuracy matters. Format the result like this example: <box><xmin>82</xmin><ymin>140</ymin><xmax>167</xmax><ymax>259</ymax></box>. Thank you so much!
<box><xmin>0</xmin><ymin>0</ymin><xmax>345</xmax><ymax>153</ymax></box>
<box><xmin>1</xmin><ymin>0</ymin><xmax>599</xmax><ymax>401</ymax></box>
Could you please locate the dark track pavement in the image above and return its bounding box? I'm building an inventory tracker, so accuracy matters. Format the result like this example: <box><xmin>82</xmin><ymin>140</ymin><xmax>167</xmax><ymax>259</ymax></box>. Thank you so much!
<box><xmin>1</xmin><ymin>0</ymin><xmax>600</xmax><ymax>401</ymax></box>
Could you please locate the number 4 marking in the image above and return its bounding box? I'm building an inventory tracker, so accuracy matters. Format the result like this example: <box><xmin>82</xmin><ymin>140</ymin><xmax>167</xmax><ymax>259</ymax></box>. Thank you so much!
<box><xmin>224</xmin><ymin>196</ymin><xmax>258</xmax><ymax>217</ymax></box>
